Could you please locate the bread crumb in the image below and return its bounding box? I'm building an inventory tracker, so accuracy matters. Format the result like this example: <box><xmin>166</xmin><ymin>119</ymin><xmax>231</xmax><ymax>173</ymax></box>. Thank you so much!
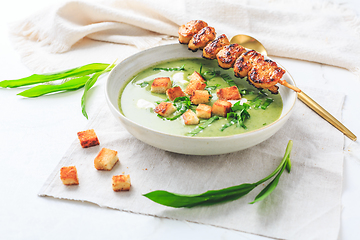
<box><xmin>112</xmin><ymin>175</ymin><xmax>131</xmax><ymax>191</ymax></box>
<box><xmin>77</xmin><ymin>129</ymin><xmax>99</xmax><ymax>148</ymax></box>
<box><xmin>60</xmin><ymin>166</ymin><xmax>79</xmax><ymax>185</ymax></box>
<box><xmin>94</xmin><ymin>148</ymin><xmax>119</xmax><ymax>171</ymax></box>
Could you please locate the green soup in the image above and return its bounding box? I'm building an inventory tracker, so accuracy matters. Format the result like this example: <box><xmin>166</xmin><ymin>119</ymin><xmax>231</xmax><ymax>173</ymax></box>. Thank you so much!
<box><xmin>119</xmin><ymin>58</ymin><xmax>282</xmax><ymax>137</ymax></box>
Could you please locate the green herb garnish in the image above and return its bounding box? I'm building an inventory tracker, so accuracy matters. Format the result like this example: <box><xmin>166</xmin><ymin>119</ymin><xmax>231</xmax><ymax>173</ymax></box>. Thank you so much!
<box><xmin>220</xmin><ymin>73</ymin><xmax>236</xmax><ymax>87</ymax></box>
<box><xmin>81</xmin><ymin>62</ymin><xmax>116</xmax><ymax>119</ymax></box>
<box><xmin>143</xmin><ymin>140</ymin><xmax>293</xmax><ymax>208</ymax></box>
<box><xmin>260</xmin><ymin>98</ymin><xmax>274</xmax><ymax>109</ymax></box>
<box><xmin>205</xmin><ymin>84</ymin><xmax>221</xmax><ymax>91</ymax></box>
<box><xmin>0</xmin><ymin>63</ymin><xmax>110</xmax><ymax>88</ymax></box>
<box><xmin>17</xmin><ymin>76</ymin><xmax>89</xmax><ymax>98</ymax></box>
<box><xmin>158</xmin><ymin>96</ymin><xmax>191</xmax><ymax>121</ymax></box>
<box><xmin>220</xmin><ymin>102</ymin><xmax>250</xmax><ymax>131</ymax></box>
<box><xmin>187</xmin><ymin>116</ymin><xmax>220</xmax><ymax>136</ymax></box>
<box><xmin>137</xmin><ymin>81</ymin><xmax>149</xmax><ymax>88</ymax></box>
<box><xmin>0</xmin><ymin>62</ymin><xmax>115</xmax><ymax>119</ymax></box>
<box><xmin>153</xmin><ymin>65</ymin><xmax>185</xmax><ymax>71</ymax></box>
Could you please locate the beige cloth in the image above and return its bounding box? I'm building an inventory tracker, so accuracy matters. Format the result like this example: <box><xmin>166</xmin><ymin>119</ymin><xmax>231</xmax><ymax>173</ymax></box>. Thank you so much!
<box><xmin>39</xmin><ymin>87</ymin><xmax>344</xmax><ymax>240</ymax></box>
<box><xmin>9</xmin><ymin>0</ymin><xmax>360</xmax><ymax>75</ymax></box>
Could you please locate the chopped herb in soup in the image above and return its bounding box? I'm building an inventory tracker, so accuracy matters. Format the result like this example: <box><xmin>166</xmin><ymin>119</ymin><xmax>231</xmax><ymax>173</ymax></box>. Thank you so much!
<box><xmin>119</xmin><ymin>58</ymin><xmax>282</xmax><ymax>137</ymax></box>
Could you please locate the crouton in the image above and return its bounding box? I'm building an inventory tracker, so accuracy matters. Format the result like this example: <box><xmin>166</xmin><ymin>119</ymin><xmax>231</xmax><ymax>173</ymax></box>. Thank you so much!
<box><xmin>196</xmin><ymin>104</ymin><xmax>212</xmax><ymax>119</ymax></box>
<box><xmin>212</xmin><ymin>100</ymin><xmax>232</xmax><ymax>117</ymax></box>
<box><xmin>94</xmin><ymin>148</ymin><xmax>119</xmax><ymax>171</ymax></box>
<box><xmin>188</xmin><ymin>71</ymin><xmax>205</xmax><ymax>83</ymax></box>
<box><xmin>77</xmin><ymin>129</ymin><xmax>100</xmax><ymax>148</ymax></box>
<box><xmin>60</xmin><ymin>166</ymin><xmax>79</xmax><ymax>185</ymax></box>
<box><xmin>190</xmin><ymin>90</ymin><xmax>210</xmax><ymax>105</ymax></box>
<box><xmin>112</xmin><ymin>175</ymin><xmax>131</xmax><ymax>191</ymax></box>
<box><xmin>184</xmin><ymin>79</ymin><xmax>206</xmax><ymax>95</ymax></box>
<box><xmin>166</xmin><ymin>86</ymin><xmax>186</xmax><ymax>101</ymax></box>
<box><xmin>182</xmin><ymin>109</ymin><xmax>200</xmax><ymax>125</ymax></box>
<box><xmin>151</xmin><ymin>77</ymin><xmax>172</xmax><ymax>93</ymax></box>
<box><xmin>154</xmin><ymin>102</ymin><xmax>177</xmax><ymax>117</ymax></box>
<box><xmin>216</xmin><ymin>86</ymin><xmax>241</xmax><ymax>100</ymax></box>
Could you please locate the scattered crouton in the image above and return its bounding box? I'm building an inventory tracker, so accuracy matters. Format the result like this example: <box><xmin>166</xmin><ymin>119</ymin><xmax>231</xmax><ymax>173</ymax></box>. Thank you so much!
<box><xmin>77</xmin><ymin>129</ymin><xmax>100</xmax><ymax>148</ymax></box>
<box><xmin>182</xmin><ymin>109</ymin><xmax>200</xmax><ymax>125</ymax></box>
<box><xmin>216</xmin><ymin>86</ymin><xmax>241</xmax><ymax>100</ymax></box>
<box><xmin>151</xmin><ymin>77</ymin><xmax>172</xmax><ymax>93</ymax></box>
<box><xmin>190</xmin><ymin>90</ymin><xmax>210</xmax><ymax>105</ymax></box>
<box><xmin>94</xmin><ymin>148</ymin><xmax>119</xmax><ymax>171</ymax></box>
<box><xmin>212</xmin><ymin>100</ymin><xmax>232</xmax><ymax>117</ymax></box>
<box><xmin>166</xmin><ymin>86</ymin><xmax>186</xmax><ymax>101</ymax></box>
<box><xmin>196</xmin><ymin>104</ymin><xmax>212</xmax><ymax>119</ymax></box>
<box><xmin>185</xmin><ymin>79</ymin><xmax>206</xmax><ymax>95</ymax></box>
<box><xmin>112</xmin><ymin>175</ymin><xmax>131</xmax><ymax>191</ymax></box>
<box><xmin>154</xmin><ymin>102</ymin><xmax>177</xmax><ymax>117</ymax></box>
<box><xmin>188</xmin><ymin>71</ymin><xmax>205</xmax><ymax>83</ymax></box>
<box><xmin>60</xmin><ymin>166</ymin><xmax>79</xmax><ymax>185</ymax></box>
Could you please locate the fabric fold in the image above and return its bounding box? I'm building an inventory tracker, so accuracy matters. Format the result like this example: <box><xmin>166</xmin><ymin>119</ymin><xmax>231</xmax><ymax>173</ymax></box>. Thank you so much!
<box><xmin>8</xmin><ymin>0</ymin><xmax>360</xmax><ymax>75</ymax></box>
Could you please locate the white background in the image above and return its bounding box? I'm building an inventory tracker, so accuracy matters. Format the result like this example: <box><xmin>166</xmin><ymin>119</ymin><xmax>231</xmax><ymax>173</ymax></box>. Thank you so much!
<box><xmin>0</xmin><ymin>0</ymin><xmax>359</xmax><ymax>239</ymax></box>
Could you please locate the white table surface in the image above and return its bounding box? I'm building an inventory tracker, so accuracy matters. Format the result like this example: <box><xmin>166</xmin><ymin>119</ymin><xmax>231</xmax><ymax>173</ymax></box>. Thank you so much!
<box><xmin>1</xmin><ymin>0</ymin><xmax>359</xmax><ymax>239</ymax></box>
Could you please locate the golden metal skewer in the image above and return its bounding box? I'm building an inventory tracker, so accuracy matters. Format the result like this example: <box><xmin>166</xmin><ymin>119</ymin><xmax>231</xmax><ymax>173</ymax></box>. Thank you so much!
<box><xmin>230</xmin><ymin>34</ymin><xmax>357</xmax><ymax>141</ymax></box>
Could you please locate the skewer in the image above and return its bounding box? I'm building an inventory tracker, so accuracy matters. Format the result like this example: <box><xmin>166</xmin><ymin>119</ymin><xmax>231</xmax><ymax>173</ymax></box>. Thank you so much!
<box><xmin>178</xmin><ymin>20</ymin><xmax>357</xmax><ymax>141</ymax></box>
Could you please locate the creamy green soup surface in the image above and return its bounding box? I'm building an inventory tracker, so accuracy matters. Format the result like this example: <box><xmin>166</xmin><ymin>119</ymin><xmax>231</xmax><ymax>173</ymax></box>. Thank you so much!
<box><xmin>119</xmin><ymin>58</ymin><xmax>282</xmax><ymax>137</ymax></box>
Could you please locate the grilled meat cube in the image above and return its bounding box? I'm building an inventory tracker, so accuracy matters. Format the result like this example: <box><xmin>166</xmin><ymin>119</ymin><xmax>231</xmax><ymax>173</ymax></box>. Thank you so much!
<box><xmin>247</xmin><ymin>59</ymin><xmax>285</xmax><ymax>91</ymax></box>
<box><xmin>188</xmin><ymin>26</ymin><xmax>216</xmax><ymax>51</ymax></box>
<box><xmin>233</xmin><ymin>50</ymin><xmax>264</xmax><ymax>78</ymax></box>
<box><xmin>178</xmin><ymin>20</ymin><xmax>208</xmax><ymax>44</ymax></box>
<box><xmin>216</xmin><ymin>44</ymin><xmax>246</xmax><ymax>69</ymax></box>
<box><xmin>202</xmin><ymin>34</ymin><xmax>230</xmax><ymax>59</ymax></box>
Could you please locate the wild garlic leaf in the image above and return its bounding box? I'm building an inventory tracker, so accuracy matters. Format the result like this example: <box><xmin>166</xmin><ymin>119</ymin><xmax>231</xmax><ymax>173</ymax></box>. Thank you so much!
<box><xmin>143</xmin><ymin>140</ymin><xmax>294</xmax><ymax>208</ymax></box>
<box><xmin>81</xmin><ymin>62</ymin><xmax>116</xmax><ymax>119</ymax></box>
<box><xmin>17</xmin><ymin>76</ymin><xmax>89</xmax><ymax>98</ymax></box>
<box><xmin>0</xmin><ymin>63</ymin><xmax>110</xmax><ymax>88</ymax></box>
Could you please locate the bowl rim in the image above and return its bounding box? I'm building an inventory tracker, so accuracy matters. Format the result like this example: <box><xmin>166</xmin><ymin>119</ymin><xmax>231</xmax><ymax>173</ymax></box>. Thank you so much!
<box><xmin>105</xmin><ymin>43</ymin><xmax>297</xmax><ymax>141</ymax></box>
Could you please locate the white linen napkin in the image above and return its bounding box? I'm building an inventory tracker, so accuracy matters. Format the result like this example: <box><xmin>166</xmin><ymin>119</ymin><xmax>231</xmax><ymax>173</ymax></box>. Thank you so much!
<box><xmin>39</xmin><ymin>87</ymin><xmax>344</xmax><ymax>240</ymax></box>
<box><xmin>9</xmin><ymin>0</ymin><xmax>360</xmax><ymax>75</ymax></box>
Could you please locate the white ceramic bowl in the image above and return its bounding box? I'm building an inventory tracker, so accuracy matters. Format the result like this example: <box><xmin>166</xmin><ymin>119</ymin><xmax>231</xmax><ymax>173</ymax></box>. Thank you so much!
<box><xmin>105</xmin><ymin>43</ymin><xmax>297</xmax><ymax>155</ymax></box>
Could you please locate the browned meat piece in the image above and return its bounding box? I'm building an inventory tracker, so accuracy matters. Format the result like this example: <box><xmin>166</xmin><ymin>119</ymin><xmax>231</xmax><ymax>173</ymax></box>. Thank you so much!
<box><xmin>178</xmin><ymin>20</ymin><xmax>208</xmax><ymax>44</ymax></box>
<box><xmin>188</xmin><ymin>26</ymin><xmax>216</xmax><ymax>51</ymax></box>
<box><xmin>202</xmin><ymin>34</ymin><xmax>230</xmax><ymax>59</ymax></box>
<box><xmin>216</xmin><ymin>44</ymin><xmax>246</xmax><ymax>69</ymax></box>
<box><xmin>247</xmin><ymin>59</ymin><xmax>285</xmax><ymax>92</ymax></box>
<box><xmin>233</xmin><ymin>50</ymin><xmax>264</xmax><ymax>78</ymax></box>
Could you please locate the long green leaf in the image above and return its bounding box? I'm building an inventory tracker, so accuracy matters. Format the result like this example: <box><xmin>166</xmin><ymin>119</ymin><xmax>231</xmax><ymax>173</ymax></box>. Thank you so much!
<box><xmin>143</xmin><ymin>140</ymin><xmax>293</xmax><ymax>208</ymax></box>
<box><xmin>143</xmin><ymin>183</ymin><xmax>256</xmax><ymax>208</ymax></box>
<box><xmin>17</xmin><ymin>76</ymin><xmax>89</xmax><ymax>98</ymax></box>
<box><xmin>249</xmin><ymin>163</ymin><xmax>286</xmax><ymax>204</ymax></box>
<box><xmin>81</xmin><ymin>62</ymin><xmax>116</xmax><ymax>119</ymax></box>
<box><xmin>0</xmin><ymin>63</ymin><xmax>109</xmax><ymax>88</ymax></box>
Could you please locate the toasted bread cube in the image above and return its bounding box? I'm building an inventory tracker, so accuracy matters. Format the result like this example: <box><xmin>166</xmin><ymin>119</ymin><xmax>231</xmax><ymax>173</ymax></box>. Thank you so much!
<box><xmin>112</xmin><ymin>175</ymin><xmax>131</xmax><ymax>191</ymax></box>
<box><xmin>182</xmin><ymin>109</ymin><xmax>200</xmax><ymax>125</ymax></box>
<box><xmin>151</xmin><ymin>77</ymin><xmax>172</xmax><ymax>93</ymax></box>
<box><xmin>94</xmin><ymin>148</ymin><xmax>119</xmax><ymax>171</ymax></box>
<box><xmin>196</xmin><ymin>104</ymin><xmax>212</xmax><ymax>119</ymax></box>
<box><xmin>212</xmin><ymin>100</ymin><xmax>232</xmax><ymax>117</ymax></box>
<box><xmin>77</xmin><ymin>129</ymin><xmax>100</xmax><ymax>148</ymax></box>
<box><xmin>60</xmin><ymin>166</ymin><xmax>79</xmax><ymax>185</ymax></box>
<box><xmin>185</xmin><ymin>79</ymin><xmax>206</xmax><ymax>95</ymax></box>
<box><xmin>216</xmin><ymin>86</ymin><xmax>241</xmax><ymax>100</ymax></box>
<box><xmin>188</xmin><ymin>71</ymin><xmax>205</xmax><ymax>83</ymax></box>
<box><xmin>166</xmin><ymin>86</ymin><xmax>186</xmax><ymax>101</ymax></box>
<box><xmin>190</xmin><ymin>90</ymin><xmax>210</xmax><ymax>105</ymax></box>
<box><xmin>154</xmin><ymin>102</ymin><xmax>177</xmax><ymax>117</ymax></box>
